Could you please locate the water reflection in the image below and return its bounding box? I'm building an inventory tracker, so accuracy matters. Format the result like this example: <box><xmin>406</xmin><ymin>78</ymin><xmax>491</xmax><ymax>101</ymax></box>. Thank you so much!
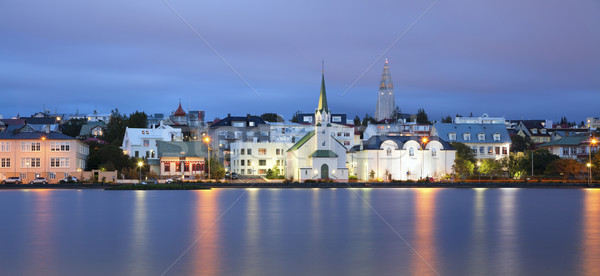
<box><xmin>128</xmin><ymin>191</ymin><xmax>149</xmax><ymax>275</ymax></box>
<box><xmin>411</xmin><ymin>188</ymin><xmax>438</xmax><ymax>276</ymax></box>
<box><xmin>498</xmin><ymin>188</ymin><xmax>519</xmax><ymax>275</ymax></box>
<box><xmin>468</xmin><ymin>188</ymin><xmax>487</xmax><ymax>274</ymax></box>
<box><xmin>191</xmin><ymin>189</ymin><xmax>221</xmax><ymax>275</ymax></box>
<box><xmin>26</xmin><ymin>190</ymin><xmax>57</xmax><ymax>275</ymax></box>
<box><xmin>582</xmin><ymin>189</ymin><xmax>600</xmax><ymax>275</ymax></box>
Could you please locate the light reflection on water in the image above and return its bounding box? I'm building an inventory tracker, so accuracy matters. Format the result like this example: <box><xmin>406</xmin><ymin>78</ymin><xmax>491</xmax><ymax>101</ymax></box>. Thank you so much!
<box><xmin>0</xmin><ymin>188</ymin><xmax>599</xmax><ymax>275</ymax></box>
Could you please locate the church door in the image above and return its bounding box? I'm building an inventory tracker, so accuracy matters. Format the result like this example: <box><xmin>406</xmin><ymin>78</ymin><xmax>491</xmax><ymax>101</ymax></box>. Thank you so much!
<box><xmin>321</xmin><ymin>164</ymin><xmax>329</xmax><ymax>179</ymax></box>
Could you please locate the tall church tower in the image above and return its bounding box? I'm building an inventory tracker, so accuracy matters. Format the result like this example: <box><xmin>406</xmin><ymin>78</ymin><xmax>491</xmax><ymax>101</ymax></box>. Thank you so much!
<box><xmin>315</xmin><ymin>73</ymin><xmax>331</xmax><ymax>151</ymax></box>
<box><xmin>375</xmin><ymin>59</ymin><xmax>395</xmax><ymax>121</ymax></box>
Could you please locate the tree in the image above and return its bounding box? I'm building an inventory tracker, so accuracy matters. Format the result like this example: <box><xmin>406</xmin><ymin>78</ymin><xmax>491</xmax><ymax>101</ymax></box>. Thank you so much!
<box><xmin>260</xmin><ymin>113</ymin><xmax>284</xmax><ymax>123</ymax></box>
<box><xmin>510</xmin><ymin>134</ymin><xmax>534</xmax><ymax>152</ymax></box>
<box><xmin>353</xmin><ymin>115</ymin><xmax>361</xmax><ymax>126</ymax></box>
<box><xmin>523</xmin><ymin>149</ymin><xmax>560</xmax><ymax>176</ymax></box>
<box><xmin>86</xmin><ymin>141</ymin><xmax>135</xmax><ymax>172</ymax></box>
<box><xmin>479</xmin><ymin>159</ymin><xmax>504</xmax><ymax>178</ymax></box>
<box><xmin>453</xmin><ymin>158</ymin><xmax>474</xmax><ymax>180</ymax></box>
<box><xmin>416</xmin><ymin>108</ymin><xmax>429</xmax><ymax>124</ymax></box>
<box><xmin>126</xmin><ymin>111</ymin><xmax>147</xmax><ymax>128</ymax></box>
<box><xmin>450</xmin><ymin>142</ymin><xmax>476</xmax><ymax>163</ymax></box>
<box><xmin>62</xmin><ymin>118</ymin><xmax>86</xmax><ymax>138</ymax></box>
<box><xmin>103</xmin><ymin>109</ymin><xmax>127</xmax><ymax>146</ymax></box>
<box><xmin>362</xmin><ymin>114</ymin><xmax>375</xmax><ymax>126</ymax></box>
<box><xmin>391</xmin><ymin>106</ymin><xmax>402</xmax><ymax>121</ymax></box>
<box><xmin>441</xmin><ymin>116</ymin><xmax>453</xmax><ymax>123</ymax></box>
<box><xmin>209</xmin><ymin>158</ymin><xmax>225</xmax><ymax>179</ymax></box>
<box><xmin>290</xmin><ymin>110</ymin><xmax>302</xmax><ymax>123</ymax></box>
<box><xmin>545</xmin><ymin>159</ymin><xmax>585</xmax><ymax>179</ymax></box>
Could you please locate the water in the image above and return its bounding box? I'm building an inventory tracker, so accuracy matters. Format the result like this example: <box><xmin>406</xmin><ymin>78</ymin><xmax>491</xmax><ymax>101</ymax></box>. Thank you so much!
<box><xmin>0</xmin><ymin>188</ymin><xmax>598</xmax><ymax>275</ymax></box>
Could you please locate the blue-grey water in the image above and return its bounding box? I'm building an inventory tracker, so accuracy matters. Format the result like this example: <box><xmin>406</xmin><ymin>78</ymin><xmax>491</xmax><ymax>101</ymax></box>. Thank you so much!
<box><xmin>0</xmin><ymin>188</ymin><xmax>598</xmax><ymax>275</ymax></box>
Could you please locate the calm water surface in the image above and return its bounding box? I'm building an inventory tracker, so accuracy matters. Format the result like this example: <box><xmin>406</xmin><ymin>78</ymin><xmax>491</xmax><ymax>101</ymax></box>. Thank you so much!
<box><xmin>0</xmin><ymin>188</ymin><xmax>599</xmax><ymax>275</ymax></box>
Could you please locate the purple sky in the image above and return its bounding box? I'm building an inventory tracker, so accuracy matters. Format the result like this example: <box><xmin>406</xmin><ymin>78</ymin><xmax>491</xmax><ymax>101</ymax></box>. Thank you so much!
<box><xmin>1</xmin><ymin>0</ymin><xmax>599</xmax><ymax>123</ymax></box>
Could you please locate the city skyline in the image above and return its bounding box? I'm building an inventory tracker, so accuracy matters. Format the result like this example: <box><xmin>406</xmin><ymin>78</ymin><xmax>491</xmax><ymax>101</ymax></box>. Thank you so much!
<box><xmin>1</xmin><ymin>0</ymin><xmax>599</xmax><ymax>122</ymax></box>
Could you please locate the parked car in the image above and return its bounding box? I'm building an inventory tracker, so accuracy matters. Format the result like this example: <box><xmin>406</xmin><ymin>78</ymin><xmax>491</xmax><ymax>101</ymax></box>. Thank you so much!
<box><xmin>165</xmin><ymin>177</ymin><xmax>183</xmax><ymax>183</ymax></box>
<box><xmin>59</xmin><ymin>176</ymin><xmax>78</xmax><ymax>183</ymax></box>
<box><xmin>226</xmin><ymin>172</ymin><xmax>239</xmax><ymax>180</ymax></box>
<box><xmin>29</xmin><ymin>177</ymin><xmax>48</xmax><ymax>184</ymax></box>
<box><xmin>142</xmin><ymin>178</ymin><xmax>158</xmax><ymax>185</ymax></box>
<box><xmin>2</xmin><ymin>177</ymin><xmax>22</xmax><ymax>184</ymax></box>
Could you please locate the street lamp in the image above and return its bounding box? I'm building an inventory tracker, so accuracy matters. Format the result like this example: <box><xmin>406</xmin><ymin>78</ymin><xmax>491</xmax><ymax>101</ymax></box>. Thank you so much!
<box><xmin>421</xmin><ymin>137</ymin><xmax>429</xmax><ymax>180</ymax></box>
<box><xmin>138</xmin><ymin>161</ymin><xmax>143</xmax><ymax>185</ymax></box>
<box><xmin>589</xmin><ymin>138</ymin><xmax>597</xmax><ymax>186</ymax></box>
<box><xmin>203</xmin><ymin>136</ymin><xmax>211</xmax><ymax>180</ymax></box>
<box><xmin>41</xmin><ymin>136</ymin><xmax>46</xmax><ymax>180</ymax></box>
<box><xmin>477</xmin><ymin>161</ymin><xmax>481</xmax><ymax>184</ymax></box>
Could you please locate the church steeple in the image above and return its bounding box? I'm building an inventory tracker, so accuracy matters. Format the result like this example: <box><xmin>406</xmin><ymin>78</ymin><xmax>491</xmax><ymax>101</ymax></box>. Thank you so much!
<box><xmin>375</xmin><ymin>59</ymin><xmax>395</xmax><ymax>121</ymax></box>
<box><xmin>317</xmin><ymin>73</ymin><xmax>328</xmax><ymax>113</ymax></box>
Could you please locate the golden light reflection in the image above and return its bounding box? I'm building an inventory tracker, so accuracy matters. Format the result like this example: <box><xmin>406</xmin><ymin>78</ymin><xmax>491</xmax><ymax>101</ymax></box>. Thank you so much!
<box><xmin>467</xmin><ymin>188</ymin><xmax>487</xmax><ymax>274</ymax></box>
<box><xmin>582</xmin><ymin>189</ymin><xmax>600</xmax><ymax>275</ymax></box>
<box><xmin>241</xmin><ymin>188</ymin><xmax>260</xmax><ymax>275</ymax></box>
<box><xmin>192</xmin><ymin>189</ymin><xmax>221</xmax><ymax>275</ymax></box>
<box><xmin>128</xmin><ymin>191</ymin><xmax>149</xmax><ymax>275</ymax></box>
<box><xmin>26</xmin><ymin>189</ymin><xmax>56</xmax><ymax>275</ymax></box>
<box><xmin>411</xmin><ymin>188</ymin><xmax>438</xmax><ymax>276</ymax></box>
<box><xmin>498</xmin><ymin>188</ymin><xmax>519</xmax><ymax>275</ymax></box>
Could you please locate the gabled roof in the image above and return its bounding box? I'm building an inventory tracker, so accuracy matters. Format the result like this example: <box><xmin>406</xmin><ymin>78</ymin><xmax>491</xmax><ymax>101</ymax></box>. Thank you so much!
<box><xmin>433</xmin><ymin>123</ymin><xmax>511</xmax><ymax>144</ymax></box>
<box><xmin>309</xmin><ymin>150</ymin><xmax>338</xmax><ymax>158</ymax></box>
<box><xmin>0</xmin><ymin>131</ymin><xmax>76</xmax><ymax>140</ymax></box>
<box><xmin>210</xmin><ymin>115</ymin><xmax>266</xmax><ymax>127</ymax></box>
<box><xmin>79</xmin><ymin>122</ymin><xmax>106</xmax><ymax>136</ymax></box>
<box><xmin>538</xmin><ymin>136</ymin><xmax>588</xmax><ymax>147</ymax></box>
<box><xmin>287</xmin><ymin>130</ymin><xmax>315</xmax><ymax>152</ymax></box>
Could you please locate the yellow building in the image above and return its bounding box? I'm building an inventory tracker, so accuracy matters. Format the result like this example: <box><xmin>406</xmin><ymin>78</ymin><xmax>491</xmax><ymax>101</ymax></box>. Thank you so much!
<box><xmin>0</xmin><ymin>130</ymin><xmax>89</xmax><ymax>183</ymax></box>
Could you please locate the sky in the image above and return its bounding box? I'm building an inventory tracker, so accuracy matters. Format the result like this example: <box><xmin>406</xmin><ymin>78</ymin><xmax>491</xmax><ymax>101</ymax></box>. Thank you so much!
<box><xmin>1</xmin><ymin>0</ymin><xmax>599</xmax><ymax>123</ymax></box>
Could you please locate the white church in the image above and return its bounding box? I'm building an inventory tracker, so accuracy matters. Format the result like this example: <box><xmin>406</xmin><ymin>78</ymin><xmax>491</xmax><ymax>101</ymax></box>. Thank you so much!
<box><xmin>286</xmin><ymin>73</ymin><xmax>349</xmax><ymax>181</ymax></box>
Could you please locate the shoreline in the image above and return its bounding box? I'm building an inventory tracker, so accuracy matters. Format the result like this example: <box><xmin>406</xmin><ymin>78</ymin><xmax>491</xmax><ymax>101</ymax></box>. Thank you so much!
<box><xmin>0</xmin><ymin>182</ymin><xmax>598</xmax><ymax>189</ymax></box>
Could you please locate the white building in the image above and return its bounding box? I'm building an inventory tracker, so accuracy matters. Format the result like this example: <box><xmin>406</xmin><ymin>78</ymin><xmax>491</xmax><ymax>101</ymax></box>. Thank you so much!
<box><xmin>363</xmin><ymin>121</ymin><xmax>431</xmax><ymax>140</ymax></box>
<box><xmin>230</xmin><ymin>142</ymin><xmax>287</xmax><ymax>176</ymax></box>
<box><xmin>286</xmin><ymin>73</ymin><xmax>349</xmax><ymax>182</ymax></box>
<box><xmin>431</xmin><ymin>114</ymin><xmax>511</xmax><ymax>160</ymax></box>
<box><xmin>348</xmin><ymin>136</ymin><xmax>455</xmax><ymax>181</ymax></box>
<box><xmin>269</xmin><ymin>122</ymin><xmax>355</xmax><ymax>148</ymax></box>
<box><xmin>121</xmin><ymin>125</ymin><xmax>182</xmax><ymax>159</ymax></box>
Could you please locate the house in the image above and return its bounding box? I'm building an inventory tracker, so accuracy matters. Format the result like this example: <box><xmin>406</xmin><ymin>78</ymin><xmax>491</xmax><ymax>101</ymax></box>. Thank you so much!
<box><xmin>78</xmin><ymin>122</ymin><xmax>106</xmax><ymax>138</ymax></box>
<box><xmin>269</xmin><ymin>122</ymin><xmax>355</xmax><ymax>148</ymax></box>
<box><xmin>286</xmin><ymin>73</ymin><xmax>348</xmax><ymax>181</ymax></box>
<box><xmin>538</xmin><ymin>136</ymin><xmax>598</xmax><ymax>160</ymax></box>
<box><xmin>363</xmin><ymin>121</ymin><xmax>430</xmax><ymax>140</ymax></box>
<box><xmin>348</xmin><ymin>135</ymin><xmax>455</xmax><ymax>181</ymax></box>
<box><xmin>121</xmin><ymin>125</ymin><xmax>183</xmax><ymax>159</ymax></box>
<box><xmin>514</xmin><ymin>120</ymin><xmax>552</xmax><ymax>145</ymax></box>
<box><xmin>230</xmin><ymin>142</ymin><xmax>287</xmax><ymax>176</ymax></box>
<box><xmin>0</xmin><ymin>131</ymin><xmax>89</xmax><ymax>183</ymax></box>
<box><xmin>148</xmin><ymin>141</ymin><xmax>207</xmax><ymax>178</ymax></box>
<box><xmin>431</xmin><ymin>114</ymin><xmax>511</xmax><ymax>160</ymax></box>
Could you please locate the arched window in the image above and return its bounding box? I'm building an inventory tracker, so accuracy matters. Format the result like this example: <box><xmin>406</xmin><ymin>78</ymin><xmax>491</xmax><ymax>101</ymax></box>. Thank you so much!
<box><xmin>386</xmin><ymin>147</ymin><xmax>392</xmax><ymax>156</ymax></box>
<box><xmin>432</xmin><ymin>148</ymin><xmax>437</xmax><ymax>157</ymax></box>
<box><xmin>409</xmin><ymin>148</ymin><xmax>415</xmax><ymax>156</ymax></box>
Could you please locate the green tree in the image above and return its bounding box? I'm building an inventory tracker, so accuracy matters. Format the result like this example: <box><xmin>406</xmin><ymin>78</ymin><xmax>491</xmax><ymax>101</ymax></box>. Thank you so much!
<box><xmin>441</xmin><ymin>116</ymin><xmax>453</xmax><ymax>123</ymax></box>
<box><xmin>353</xmin><ymin>115</ymin><xmax>361</xmax><ymax>126</ymax></box>
<box><xmin>510</xmin><ymin>134</ymin><xmax>533</xmax><ymax>152</ymax></box>
<box><xmin>362</xmin><ymin>114</ymin><xmax>375</xmax><ymax>126</ymax></box>
<box><xmin>126</xmin><ymin>111</ymin><xmax>147</xmax><ymax>128</ymax></box>
<box><xmin>86</xmin><ymin>142</ymin><xmax>135</xmax><ymax>172</ymax></box>
<box><xmin>62</xmin><ymin>118</ymin><xmax>86</xmax><ymax>138</ymax></box>
<box><xmin>290</xmin><ymin>110</ymin><xmax>302</xmax><ymax>123</ymax></box>
<box><xmin>521</xmin><ymin>149</ymin><xmax>560</xmax><ymax>176</ymax></box>
<box><xmin>416</xmin><ymin>108</ymin><xmax>429</xmax><ymax>124</ymax></box>
<box><xmin>453</xmin><ymin>158</ymin><xmax>474</xmax><ymax>179</ymax></box>
<box><xmin>103</xmin><ymin>109</ymin><xmax>127</xmax><ymax>146</ymax></box>
<box><xmin>391</xmin><ymin>106</ymin><xmax>402</xmax><ymax>121</ymax></box>
<box><xmin>450</xmin><ymin>142</ymin><xmax>476</xmax><ymax>163</ymax></box>
<box><xmin>209</xmin><ymin>158</ymin><xmax>225</xmax><ymax>179</ymax></box>
<box><xmin>260</xmin><ymin>113</ymin><xmax>284</xmax><ymax>123</ymax></box>
<box><xmin>545</xmin><ymin>159</ymin><xmax>585</xmax><ymax>178</ymax></box>
<box><xmin>479</xmin><ymin>159</ymin><xmax>504</xmax><ymax>178</ymax></box>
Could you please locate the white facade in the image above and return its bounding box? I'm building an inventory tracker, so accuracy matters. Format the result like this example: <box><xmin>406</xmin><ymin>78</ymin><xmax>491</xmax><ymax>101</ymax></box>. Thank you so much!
<box><xmin>269</xmin><ymin>122</ymin><xmax>355</xmax><ymax>148</ymax></box>
<box><xmin>348</xmin><ymin>136</ymin><xmax>455</xmax><ymax>181</ymax></box>
<box><xmin>230</xmin><ymin>142</ymin><xmax>287</xmax><ymax>175</ymax></box>
<box><xmin>121</xmin><ymin>125</ymin><xmax>182</xmax><ymax>159</ymax></box>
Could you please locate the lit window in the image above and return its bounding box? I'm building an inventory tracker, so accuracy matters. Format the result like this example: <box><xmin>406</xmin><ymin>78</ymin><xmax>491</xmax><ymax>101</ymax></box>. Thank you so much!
<box><xmin>258</xmin><ymin>148</ymin><xmax>266</xmax><ymax>155</ymax></box>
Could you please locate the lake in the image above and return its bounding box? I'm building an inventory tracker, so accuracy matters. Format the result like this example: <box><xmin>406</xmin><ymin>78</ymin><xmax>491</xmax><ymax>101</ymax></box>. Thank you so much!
<box><xmin>0</xmin><ymin>188</ymin><xmax>598</xmax><ymax>275</ymax></box>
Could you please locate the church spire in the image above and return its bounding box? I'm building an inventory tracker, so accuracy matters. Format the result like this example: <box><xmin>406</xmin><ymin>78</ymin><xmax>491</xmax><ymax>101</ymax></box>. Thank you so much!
<box><xmin>375</xmin><ymin>59</ymin><xmax>395</xmax><ymax>121</ymax></box>
<box><xmin>317</xmin><ymin>73</ymin><xmax>328</xmax><ymax>113</ymax></box>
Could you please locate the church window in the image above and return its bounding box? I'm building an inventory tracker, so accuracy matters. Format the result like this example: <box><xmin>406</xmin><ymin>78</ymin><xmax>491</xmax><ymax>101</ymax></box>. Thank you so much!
<box><xmin>322</xmin><ymin>141</ymin><xmax>326</xmax><ymax>146</ymax></box>
<box><xmin>322</xmin><ymin>130</ymin><xmax>325</xmax><ymax>134</ymax></box>
<box><xmin>386</xmin><ymin>148</ymin><xmax>392</xmax><ymax>156</ymax></box>
<box><xmin>409</xmin><ymin>148</ymin><xmax>415</xmax><ymax>157</ymax></box>
<box><xmin>432</xmin><ymin>148</ymin><xmax>437</xmax><ymax>157</ymax></box>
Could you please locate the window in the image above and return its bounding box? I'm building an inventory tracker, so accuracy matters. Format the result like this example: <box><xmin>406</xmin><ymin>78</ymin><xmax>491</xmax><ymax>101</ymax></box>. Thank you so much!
<box><xmin>247</xmin><ymin>160</ymin><xmax>252</xmax><ymax>166</ymax></box>
<box><xmin>184</xmin><ymin>163</ymin><xmax>189</xmax><ymax>172</ymax></box>
<box><xmin>260</xmin><ymin>131</ymin><xmax>268</xmax><ymax>136</ymax></box>
<box><xmin>241</xmin><ymin>149</ymin><xmax>245</xmax><ymax>155</ymax></box>
<box><xmin>563</xmin><ymin>147</ymin><xmax>569</xmax><ymax>155</ymax></box>
<box><xmin>135</xmin><ymin>151</ymin><xmax>139</xmax><ymax>158</ymax></box>
<box><xmin>50</xmin><ymin>157</ymin><xmax>70</xmax><ymax>168</ymax></box>
<box><xmin>21</xmin><ymin>142</ymin><xmax>41</xmax><ymax>152</ymax></box>
<box><xmin>258</xmin><ymin>148</ymin><xmax>266</xmax><ymax>155</ymax></box>
<box><xmin>176</xmin><ymin>162</ymin><xmax>181</xmax><ymax>171</ymax></box>
<box><xmin>532</xmin><ymin>129</ymin><xmax>538</xmax><ymax>134</ymax></box>
<box><xmin>249</xmin><ymin>122</ymin><xmax>255</xmax><ymax>126</ymax></box>
<box><xmin>541</xmin><ymin>129</ymin><xmax>547</xmax><ymax>134</ymax></box>
<box><xmin>571</xmin><ymin>147</ymin><xmax>578</xmax><ymax>155</ymax></box>
<box><xmin>164</xmin><ymin>163</ymin><xmax>170</xmax><ymax>172</ymax></box>
<box><xmin>495</xmin><ymin>147</ymin><xmax>500</xmax><ymax>155</ymax></box>
<box><xmin>449</xmin><ymin>133</ymin><xmax>456</xmax><ymax>141</ymax></box>
<box><xmin>276</xmin><ymin>149</ymin><xmax>281</xmax><ymax>155</ymax></box>
<box><xmin>247</xmin><ymin>149</ymin><xmax>252</xmax><ymax>155</ymax></box>
<box><xmin>0</xmin><ymin>158</ymin><xmax>10</xmax><ymax>168</ymax></box>
<box><xmin>409</xmin><ymin>148</ymin><xmax>415</xmax><ymax>157</ymax></box>
<box><xmin>337</xmin><ymin>132</ymin><xmax>342</xmax><ymax>136</ymax></box>
<box><xmin>21</xmin><ymin>157</ymin><xmax>40</xmax><ymax>168</ymax></box>
<box><xmin>344</xmin><ymin>141</ymin><xmax>350</xmax><ymax>146</ymax></box>
<box><xmin>146</xmin><ymin>151</ymin><xmax>150</xmax><ymax>158</ymax></box>
<box><xmin>386</xmin><ymin>148</ymin><xmax>392</xmax><ymax>156</ymax></box>
<box><xmin>20</xmin><ymin>173</ymin><xmax>26</xmax><ymax>179</ymax></box>
<box><xmin>241</xmin><ymin>160</ymin><xmax>245</xmax><ymax>166</ymax></box>
<box><xmin>0</xmin><ymin>142</ymin><xmax>10</xmax><ymax>152</ymax></box>
<box><xmin>276</xmin><ymin>160</ymin><xmax>281</xmax><ymax>166</ymax></box>
<box><xmin>478</xmin><ymin>133</ymin><xmax>485</xmax><ymax>141</ymax></box>
<box><xmin>259</xmin><ymin>160</ymin><xmax>266</xmax><ymax>166</ymax></box>
<box><xmin>502</xmin><ymin>147</ymin><xmax>508</xmax><ymax>155</ymax></box>
<box><xmin>48</xmin><ymin>172</ymin><xmax>55</xmax><ymax>179</ymax></box>
<box><xmin>143</xmin><ymin>139</ymin><xmax>149</xmax><ymax>147</ymax></box>
<box><xmin>50</xmin><ymin>142</ymin><xmax>70</xmax><ymax>152</ymax></box>
<box><xmin>232</xmin><ymin>122</ymin><xmax>245</xmax><ymax>127</ymax></box>
<box><xmin>463</xmin><ymin>133</ymin><xmax>471</xmax><ymax>141</ymax></box>
<box><xmin>332</xmin><ymin>116</ymin><xmax>342</xmax><ymax>122</ymax></box>
<box><xmin>303</xmin><ymin>116</ymin><xmax>313</xmax><ymax>123</ymax></box>
<box><xmin>322</xmin><ymin>141</ymin><xmax>325</xmax><ymax>146</ymax></box>
<box><xmin>241</xmin><ymin>169</ymin><xmax>245</xmax><ymax>174</ymax></box>
<box><xmin>258</xmin><ymin>169</ymin><xmax>267</xmax><ymax>174</ymax></box>
<box><xmin>493</xmin><ymin>133</ymin><xmax>501</xmax><ymax>141</ymax></box>
<box><xmin>344</xmin><ymin>132</ymin><xmax>350</xmax><ymax>137</ymax></box>
<box><xmin>479</xmin><ymin>147</ymin><xmax>485</xmax><ymax>154</ymax></box>
<box><xmin>472</xmin><ymin>147</ymin><xmax>477</xmax><ymax>154</ymax></box>
<box><xmin>432</xmin><ymin>148</ymin><xmax>437</xmax><ymax>157</ymax></box>
<box><xmin>488</xmin><ymin>147</ymin><xmax>493</xmax><ymax>155</ymax></box>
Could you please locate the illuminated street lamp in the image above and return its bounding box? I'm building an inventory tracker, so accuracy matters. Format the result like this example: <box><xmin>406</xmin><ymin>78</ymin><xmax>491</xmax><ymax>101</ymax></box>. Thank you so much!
<box><xmin>589</xmin><ymin>137</ymin><xmax>597</xmax><ymax>186</ymax></box>
<box><xmin>203</xmin><ymin>136</ymin><xmax>211</xmax><ymax>180</ymax></box>
<box><xmin>138</xmin><ymin>161</ymin><xmax>143</xmax><ymax>185</ymax></box>
<box><xmin>477</xmin><ymin>161</ymin><xmax>481</xmax><ymax>184</ymax></box>
<box><xmin>421</xmin><ymin>137</ymin><xmax>428</xmax><ymax>180</ymax></box>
